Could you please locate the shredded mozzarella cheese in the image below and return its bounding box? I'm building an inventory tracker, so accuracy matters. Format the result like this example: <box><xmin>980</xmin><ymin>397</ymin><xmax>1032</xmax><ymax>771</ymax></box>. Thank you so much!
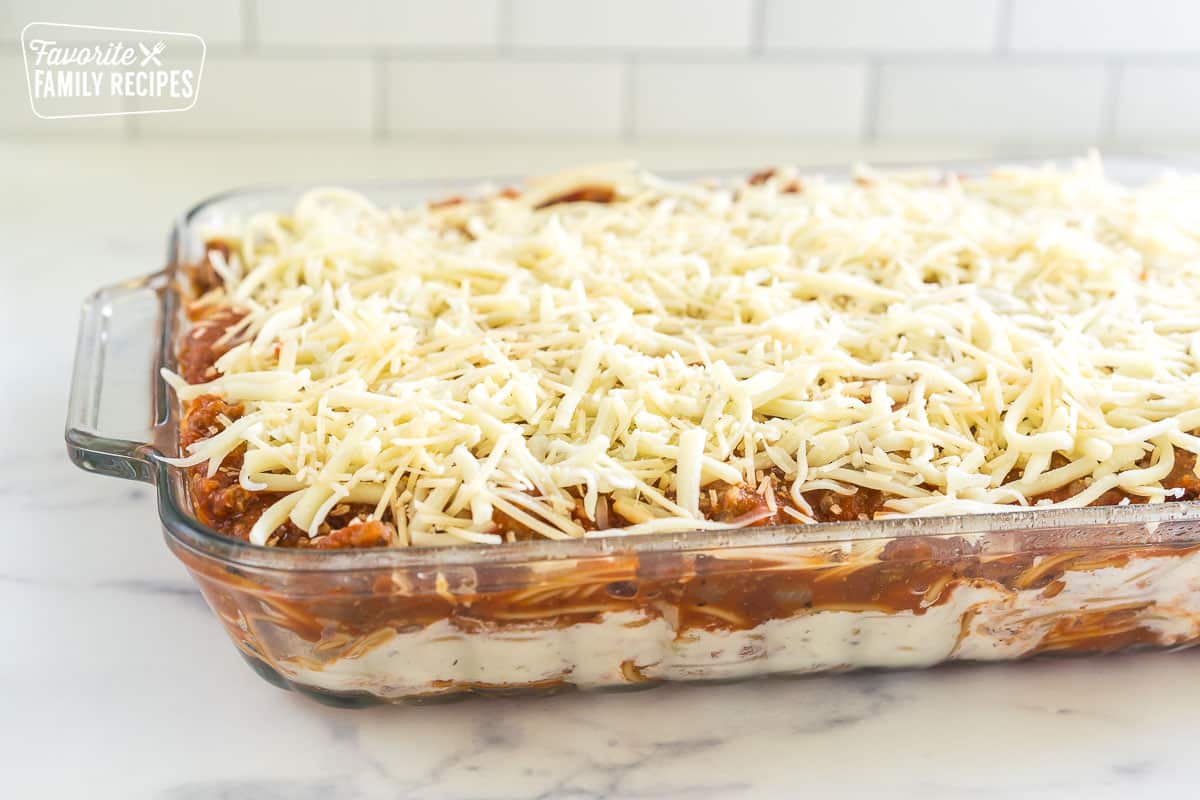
<box><xmin>166</xmin><ymin>154</ymin><xmax>1200</xmax><ymax>546</ymax></box>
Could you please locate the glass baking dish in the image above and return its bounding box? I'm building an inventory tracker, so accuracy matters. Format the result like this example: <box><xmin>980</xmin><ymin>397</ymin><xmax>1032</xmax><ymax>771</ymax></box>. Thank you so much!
<box><xmin>65</xmin><ymin>156</ymin><xmax>1200</xmax><ymax>707</ymax></box>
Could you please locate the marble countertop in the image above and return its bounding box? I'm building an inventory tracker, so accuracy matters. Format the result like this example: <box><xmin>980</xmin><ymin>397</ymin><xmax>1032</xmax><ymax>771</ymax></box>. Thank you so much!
<box><xmin>4</xmin><ymin>139</ymin><xmax>1199</xmax><ymax>799</ymax></box>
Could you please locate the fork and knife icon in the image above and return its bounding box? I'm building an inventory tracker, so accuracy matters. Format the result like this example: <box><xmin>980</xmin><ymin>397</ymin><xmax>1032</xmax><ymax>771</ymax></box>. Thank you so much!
<box><xmin>138</xmin><ymin>41</ymin><xmax>166</xmax><ymax>67</ymax></box>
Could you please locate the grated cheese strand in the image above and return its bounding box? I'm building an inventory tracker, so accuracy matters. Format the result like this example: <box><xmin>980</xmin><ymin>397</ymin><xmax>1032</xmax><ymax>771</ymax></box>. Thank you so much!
<box><xmin>168</xmin><ymin>154</ymin><xmax>1200</xmax><ymax>545</ymax></box>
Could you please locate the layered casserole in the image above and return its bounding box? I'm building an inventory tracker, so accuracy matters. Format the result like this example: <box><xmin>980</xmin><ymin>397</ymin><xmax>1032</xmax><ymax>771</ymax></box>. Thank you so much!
<box><xmin>157</xmin><ymin>155</ymin><xmax>1200</xmax><ymax>698</ymax></box>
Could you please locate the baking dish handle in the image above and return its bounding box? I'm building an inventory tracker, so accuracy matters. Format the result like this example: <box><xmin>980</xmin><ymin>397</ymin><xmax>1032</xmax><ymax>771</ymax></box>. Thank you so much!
<box><xmin>65</xmin><ymin>271</ymin><xmax>172</xmax><ymax>484</ymax></box>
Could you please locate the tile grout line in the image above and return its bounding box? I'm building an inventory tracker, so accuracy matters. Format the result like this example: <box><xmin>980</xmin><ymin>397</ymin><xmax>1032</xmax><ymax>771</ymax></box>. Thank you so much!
<box><xmin>622</xmin><ymin>57</ymin><xmax>637</xmax><ymax>142</ymax></box>
<box><xmin>994</xmin><ymin>0</ymin><xmax>1014</xmax><ymax>56</ymax></box>
<box><xmin>862</xmin><ymin>58</ymin><xmax>882</xmax><ymax>143</ymax></box>
<box><xmin>1100</xmin><ymin>59</ymin><xmax>1123</xmax><ymax>146</ymax></box>
<box><xmin>373</xmin><ymin>51</ymin><xmax>388</xmax><ymax>141</ymax></box>
<box><xmin>497</xmin><ymin>0</ymin><xmax>514</xmax><ymax>53</ymax></box>
<box><xmin>751</xmin><ymin>0</ymin><xmax>767</xmax><ymax>56</ymax></box>
<box><xmin>167</xmin><ymin>44</ymin><xmax>1200</xmax><ymax>67</ymax></box>
<box><xmin>241</xmin><ymin>0</ymin><xmax>258</xmax><ymax>52</ymax></box>
<box><xmin>124</xmin><ymin>109</ymin><xmax>140</xmax><ymax>140</ymax></box>
<box><xmin>122</xmin><ymin>60</ymin><xmax>140</xmax><ymax>140</ymax></box>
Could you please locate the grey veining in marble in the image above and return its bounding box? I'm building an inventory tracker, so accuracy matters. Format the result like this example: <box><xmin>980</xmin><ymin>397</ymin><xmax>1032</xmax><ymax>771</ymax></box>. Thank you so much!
<box><xmin>3</xmin><ymin>140</ymin><xmax>1200</xmax><ymax>799</ymax></box>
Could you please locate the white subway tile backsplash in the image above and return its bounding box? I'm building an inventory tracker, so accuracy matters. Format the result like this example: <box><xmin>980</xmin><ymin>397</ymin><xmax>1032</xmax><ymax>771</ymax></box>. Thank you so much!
<box><xmin>0</xmin><ymin>55</ymin><xmax>32</xmax><ymax>129</ymax></box>
<box><xmin>878</xmin><ymin>62</ymin><xmax>1107</xmax><ymax>141</ymax></box>
<box><xmin>139</xmin><ymin>56</ymin><xmax>374</xmax><ymax>134</ymax></box>
<box><xmin>0</xmin><ymin>55</ymin><xmax>124</xmax><ymax>132</ymax></box>
<box><xmin>4</xmin><ymin>0</ymin><xmax>1200</xmax><ymax>147</ymax></box>
<box><xmin>633</xmin><ymin>62</ymin><xmax>867</xmax><ymax>138</ymax></box>
<box><xmin>386</xmin><ymin>60</ymin><xmax>624</xmax><ymax>135</ymax></box>
<box><xmin>764</xmin><ymin>0</ymin><xmax>1000</xmax><ymax>53</ymax></box>
<box><xmin>510</xmin><ymin>0</ymin><xmax>753</xmax><ymax>50</ymax></box>
<box><xmin>1010</xmin><ymin>0</ymin><xmax>1200</xmax><ymax>53</ymax></box>
<box><xmin>1115</xmin><ymin>65</ymin><xmax>1200</xmax><ymax>141</ymax></box>
<box><xmin>4</xmin><ymin>0</ymin><xmax>243</xmax><ymax>46</ymax></box>
<box><xmin>255</xmin><ymin>0</ymin><xmax>497</xmax><ymax>49</ymax></box>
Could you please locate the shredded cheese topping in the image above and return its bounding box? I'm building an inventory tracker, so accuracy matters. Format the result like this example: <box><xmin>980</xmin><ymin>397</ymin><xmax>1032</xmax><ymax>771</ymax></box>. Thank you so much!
<box><xmin>165</xmin><ymin>154</ymin><xmax>1200</xmax><ymax>546</ymax></box>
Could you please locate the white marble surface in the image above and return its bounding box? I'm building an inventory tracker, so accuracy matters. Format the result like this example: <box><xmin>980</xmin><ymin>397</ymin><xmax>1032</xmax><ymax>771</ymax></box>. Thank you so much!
<box><xmin>4</xmin><ymin>139</ymin><xmax>1200</xmax><ymax>799</ymax></box>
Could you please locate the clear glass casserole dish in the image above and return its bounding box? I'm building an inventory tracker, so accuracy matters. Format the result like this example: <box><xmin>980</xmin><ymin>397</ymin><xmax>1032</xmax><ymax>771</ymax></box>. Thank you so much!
<box><xmin>65</xmin><ymin>157</ymin><xmax>1200</xmax><ymax>707</ymax></box>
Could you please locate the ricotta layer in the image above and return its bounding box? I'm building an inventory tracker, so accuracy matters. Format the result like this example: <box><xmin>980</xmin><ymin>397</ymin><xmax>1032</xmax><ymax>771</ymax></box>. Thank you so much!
<box><xmin>277</xmin><ymin>549</ymin><xmax>1200</xmax><ymax>698</ymax></box>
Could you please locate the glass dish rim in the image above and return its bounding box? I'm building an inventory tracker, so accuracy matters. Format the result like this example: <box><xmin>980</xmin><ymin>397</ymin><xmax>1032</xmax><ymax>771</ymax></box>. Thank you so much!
<box><xmin>147</xmin><ymin>152</ymin><xmax>1200</xmax><ymax>571</ymax></box>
